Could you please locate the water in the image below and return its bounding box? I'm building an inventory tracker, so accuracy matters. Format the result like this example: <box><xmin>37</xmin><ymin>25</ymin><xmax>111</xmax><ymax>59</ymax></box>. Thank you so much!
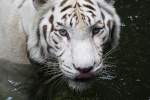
<box><xmin>114</xmin><ymin>0</ymin><xmax>150</xmax><ymax>99</ymax></box>
<box><xmin>0</xmin><ymin>0</ymin><xmax>150</xmax><ymax>100</ymax></box>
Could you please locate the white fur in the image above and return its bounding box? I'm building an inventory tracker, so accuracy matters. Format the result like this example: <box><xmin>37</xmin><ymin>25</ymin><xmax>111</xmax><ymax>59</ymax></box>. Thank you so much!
<box><xmin>0</xmin><ymin>0</ymin><xmax>31</xmax><ymax>64</ymax></box>
<box><xmin>0</xmin><ymin>0</ymin><xmax>121</xmax><ymax>90</ymax></box>
<box><xmin>0</xmin><ymin>0</ymin><xmax>50</xmax><ymax>64</ymax></box>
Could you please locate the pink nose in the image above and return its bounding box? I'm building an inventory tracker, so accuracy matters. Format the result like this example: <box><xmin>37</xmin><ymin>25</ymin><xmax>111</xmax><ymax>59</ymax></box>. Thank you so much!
<box><xmin>75</xmin><ymin>67</ymin><xmax>93</xmax><ymax>73</ymax></box>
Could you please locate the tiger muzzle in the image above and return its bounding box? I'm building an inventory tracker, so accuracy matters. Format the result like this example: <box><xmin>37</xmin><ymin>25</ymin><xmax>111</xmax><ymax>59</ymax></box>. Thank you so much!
<box><xmin>74</xmin><ymin>67</ymin><xmax>95</xmax><ymax>82</ymax></box>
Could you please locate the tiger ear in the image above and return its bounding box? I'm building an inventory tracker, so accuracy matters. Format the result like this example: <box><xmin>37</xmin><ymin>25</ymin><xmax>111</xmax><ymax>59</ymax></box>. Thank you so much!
<box><xmin>33</xmin><ymin>0</ymin><xmax>48</xmax><ymax>10</ymax></box>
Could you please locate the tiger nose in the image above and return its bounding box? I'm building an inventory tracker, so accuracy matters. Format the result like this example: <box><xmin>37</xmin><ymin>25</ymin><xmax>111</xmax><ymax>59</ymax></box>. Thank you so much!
<box><xmin>76</xmin><ymin>67</ymin><xmax>93</xmax><ymax>73</ymax></box>
<box><xmin>74</xmin><ymin>66</ymin><xmax>93</xmax><ymax>73</ymax></box>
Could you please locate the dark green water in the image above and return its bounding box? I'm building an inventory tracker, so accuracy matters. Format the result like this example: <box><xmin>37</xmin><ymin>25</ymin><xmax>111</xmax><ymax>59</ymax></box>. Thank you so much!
<box><xmin>114</xmin><ymin>0</ymin><xmax>150</xmax><ymax>99</ymax></box>
<box><xmin>0</xmin><ymin>0</ymin><xmax>150</xmax><ymax>100</ymax></box>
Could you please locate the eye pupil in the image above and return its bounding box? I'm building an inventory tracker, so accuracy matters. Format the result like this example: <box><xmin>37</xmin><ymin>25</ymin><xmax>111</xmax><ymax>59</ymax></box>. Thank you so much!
<box><xmin>59</xmin><ymin>29</ymin><xmax>67</xmax><ymax>36</ymax></box>
<box><xmin>59</xmin><ymin>29</ymin><xmax>70</xmax><ymax>40</ymax></box>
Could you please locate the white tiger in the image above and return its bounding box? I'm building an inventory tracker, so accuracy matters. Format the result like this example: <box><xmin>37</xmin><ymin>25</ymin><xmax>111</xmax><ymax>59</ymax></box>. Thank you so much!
<box><xmin>0</xmin><ymin>0</ymin><xmax>120</xmax><ymax>91</ymax></box>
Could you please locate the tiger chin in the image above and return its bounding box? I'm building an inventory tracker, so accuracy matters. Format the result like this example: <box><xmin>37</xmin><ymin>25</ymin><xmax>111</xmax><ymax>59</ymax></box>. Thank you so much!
<box><xmin>0</xmin><ymin>0</ymin><xmax>121</xmax><ymax>92</ymax></box>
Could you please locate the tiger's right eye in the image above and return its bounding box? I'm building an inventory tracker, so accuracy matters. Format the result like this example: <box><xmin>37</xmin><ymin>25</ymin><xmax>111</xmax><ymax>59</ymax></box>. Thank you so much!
<box><xmin>58</xmin><ymin>29</ymin><xmax>68</xmax><ymax>36</ymax></box>
<box><xmin>58</xmin><ymin>29</ymin><xmax>70</xmax><ymax>40</ymax></box>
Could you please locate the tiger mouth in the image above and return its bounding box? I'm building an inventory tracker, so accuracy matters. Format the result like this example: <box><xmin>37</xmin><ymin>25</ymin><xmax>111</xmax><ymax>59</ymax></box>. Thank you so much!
<box><xmin>74</xmin><ymin>78</ymin><xmax>92</xmax><ymax>82</ymax></box>
<box><xmin>74</xmin><ymin>73</ymin><xmax>95</xmax><ymax>82</ymax></box>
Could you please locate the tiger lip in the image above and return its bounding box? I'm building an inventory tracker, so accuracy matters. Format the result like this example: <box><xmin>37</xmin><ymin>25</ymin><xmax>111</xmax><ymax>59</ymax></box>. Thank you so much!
<box><xmin>74</xmin><ymin>73</ymin><xmax>95</xmax><ymax>82</ymax></box>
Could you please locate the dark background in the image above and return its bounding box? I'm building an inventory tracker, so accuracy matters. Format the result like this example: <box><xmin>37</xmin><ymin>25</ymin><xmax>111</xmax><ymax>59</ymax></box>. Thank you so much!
<box><xmin>112</xmin><ymin>0</ymin><xmax>150</xmax><ymax>99</ymax></box>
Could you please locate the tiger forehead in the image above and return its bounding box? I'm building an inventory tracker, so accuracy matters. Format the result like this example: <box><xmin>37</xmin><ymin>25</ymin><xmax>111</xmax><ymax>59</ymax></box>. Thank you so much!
<box><xmin>59</xmin><ymin>0</ymin><xmax>96</xmax><ymax>17</ymax></box>
<box><xmin>60</xmin><ymin>0</ymin><xmax>95</xmax><ymax>7</ymax></box>
<box><xmin>53</xmin><ymin>0</ymin><xmax>97</xmax><ymax>30</ymax></box>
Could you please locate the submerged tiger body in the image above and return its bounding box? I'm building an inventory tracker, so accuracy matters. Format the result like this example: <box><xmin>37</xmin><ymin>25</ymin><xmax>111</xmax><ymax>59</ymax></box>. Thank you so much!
<box><xmin>0</xmin><ymin>0</ymin><xmax>120</xmax><ymax>91</ymax></box>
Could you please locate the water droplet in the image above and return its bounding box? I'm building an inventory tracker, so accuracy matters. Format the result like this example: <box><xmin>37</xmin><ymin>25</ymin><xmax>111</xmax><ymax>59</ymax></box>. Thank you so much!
<box><xmin>136</xmin><ymin>78</ymin><xmax>141</xmax><ymax>82</ymax></box>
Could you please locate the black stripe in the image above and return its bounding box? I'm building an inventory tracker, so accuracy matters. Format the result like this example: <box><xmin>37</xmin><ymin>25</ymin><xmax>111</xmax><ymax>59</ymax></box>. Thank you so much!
<box><xmin>107</xmin><ymin>20</ymin><xmax>112</xmax><ymax>30</ymax></box>
<box><xmin>49</xmin><ymin>15</ymin><xmax>54</xmax><ymax>32</ymax></box>
<box><xmin>74</xmin><ymin>3</ymin><xmax>81</xmax><ymax>8</ymax></box>
<box><xmin>102</xmin><ymin>35</ymin><xmax>107</xmax><ymax>42</ymax></box>
<box><xmin>37</xmin><ymin>0</ymin><xmax>47</xmax><ymax>4</ymax></box>
<box><xmin>70</xmin><ymin>13</ymin><xmax>76</xmax><ymax>27</ymax></box>
<box><xmin>57</xmin><ymin>22</ymin><xmax>64</xmax><ymax>26</ymax></box>
<box><xmin>36</xmin><ymin>28</ymin><xmax>40</xmax><ymax>46</ymax></box>
<box><xmin>64</xmin><ymin>65</ymin><xmax>72</xmax><ymax>70</ymax></box>
<box><xmin>60</xmin><ymin>0</ymin><xmax>68</xmax><ymax>6</ymax></box>
<box><xmin>61</xmin><ymin>14</ymin><xmax>67</xmax><ymax>19</ymax></box>
<box><xmin>52</xmin><ymin>38</ymin><xmax>58</xmax><ymax>44</ymax></box>
<box><xmin>40</xmin><ymin>46</ymin><xmax>45</xmax><ymax>57</ymax></box>
<box><xmin>83</xmin><ymin>4</ymin><xmax>96</xmax><ymax>11</ymax></box>
<box><xmin>42</xmin><ymin>24</ymin><xmax>50</xmax><ymax>49</ymax></box>
<box><xmin>49</xmin><ymin>15</ymin><xmax>54</xmax><ymax>23</ymax></box>
<box><xmin>47</xmin><ymin>45</ymin><xmax>52</xmax><ymax>53</ymax></box>
<box><xmin>101</xmin><ymin>11</ymin><xmax>105</xmax><ymax>20</ymax></box>
<box><xmin>55</xmin><ymin>45</ymin><xmax>60</xmax><ymax>49</ymax></box>
<box><xmin>61</xmin><ymin>5</ymin><xmax>72</xmax><ymax>12</ymax></box>
<box><xmin>102</xmin><ymin>24</ymin><xmax>115</xmax><ymax>53</ymax></box>
<box><xmin>43</xmin><ymin>25</ymin><xmax>47</xmax><ymax>40</ymax></box>
<box><xmin>52</xmin><ymin>6</ymin><xmax>55</xmax><ymax>12</ymax></box>
<box><xmin>85</xmin><ymin>0</ymin><xmax>94</xmax><ymax>5</ymax></box>
<box><xmin>70</xmin><ymin>18</ymin><xmax>73</xmax><ymax>27</ymax></box>
<box><xmin>81</xmin><ymin>14</ymin><xmax>85</xmax><ymax>20</ymax></box>
<box><xmin>87</xmin><ymin>16</ymin><xmax>91</xmax><ymax>25</ymax></box>
<box><xmin>54</xmin><ymin>32</ymin><xmax>62</xmax><ymax>39</ymax></box>
<box><xmin>57</xmin><ymin>51</ymin><xmax>65</xmax><ymax>57</ymax></box>
<box><xmin>87</xmin><ymin>10</ymin><xmax>96</xmax><ymax>17</ymax></box>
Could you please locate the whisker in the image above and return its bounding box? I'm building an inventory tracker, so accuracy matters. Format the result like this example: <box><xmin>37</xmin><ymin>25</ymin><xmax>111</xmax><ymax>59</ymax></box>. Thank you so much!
<box><xmin>45</xmin><ymin>66</ymin><xmax>60</xmax><ymax>72</ymax></box>
<box><xmin>96</xmin><ymin>64</ymin><xmax>116</xmax><ymax>81</ymax></box>
<box><xmin>45</xmin><ymin>62</ymin><xmax>59</xmax><ymax>67</ymax></box>
<box><xmin>103</xmin><ymin>47</ymin><xmax>118</xmax><ymax>59</ymax></box>
<box><xmin>47</xmin><ymin>70</ymin><xmax>61</xmax><ymax>75</ymax></box>
<box><xmin>50</xmin><ymin>77</ymin><xmax>61</xmax><ymax>87</ymax></box>
<box><xmin>44</xmin><ymin>73</ymin><xmax>63</xmax><ymax>84</ymax></box>
<box><xmin>104</xmin><ymin>60</ymin><xmax>116</xmax><ymax>64</ymax></box>
<box><xmin>39</xmin><ymin>66</ymin><xmax>48</xmax><ymax>70</ymax></box>
<box><xmin>42</xmin><ymin>66</ymin><xmax>59</xmax><ymax>71</ymax></box>
<box><xmin>47</xmin><ymin>69</ymin><xmax>59</xmax><ymax>72</ymax></box>
<box><xmin>47</xmin><ymin>75</ymin><xmax>64</xmax><ymax>92</ymax></box>
<box><xmin>52</xmin><ymin>75</ymin><xmax>64</xmax><ymax>90</ymax></box>
<box><xmin>46</xmin><ymin>68</ymin><xmax>60</xmax><ymax>71</ymax></box>
<box><xmin>59</xmin><ymin>77</ymin><xmax>66</xmax><ymax>87</ymax></box>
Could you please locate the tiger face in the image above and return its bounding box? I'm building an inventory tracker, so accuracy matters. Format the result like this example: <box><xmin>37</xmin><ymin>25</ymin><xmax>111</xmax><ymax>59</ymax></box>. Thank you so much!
<box><xmin>28</xmin><ymin>0</ymin><xmax>120</xmax><ymax>91</ymax></box>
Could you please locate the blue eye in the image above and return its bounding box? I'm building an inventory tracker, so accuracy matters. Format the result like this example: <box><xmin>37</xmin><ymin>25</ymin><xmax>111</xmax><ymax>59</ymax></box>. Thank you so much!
<box><xmin>92</xmin><ymin>27</ymin><xmax>102</xmax><ymax>36</ymax></box>
<box><xmin>58</xmin><ymin>29</ymin><xmax>70</xmax><ymax>40</ymax></box>
<box><xmin>59</xmin><ymin>29</ymin><xmax>68</xmax><ymax>36</ymax></box>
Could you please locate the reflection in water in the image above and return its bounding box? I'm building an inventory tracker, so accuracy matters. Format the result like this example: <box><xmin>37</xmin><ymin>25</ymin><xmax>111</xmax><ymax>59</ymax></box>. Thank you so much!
<box><xmin>6</xmin><ymin>97</ymin><xmax>13</xmax><ymax>100</ymax></box>
<box><xmin>0</xmin><ymin>59</ymin><xmax>37</xmax><ymax>100</ymax></box>
<box><xmin>8</xmin><ymin>80</ymin><xmax>21</xmax><ymax>92</ymax></box>
<box><xmin>0</xmin><ymin>0</ymin><xmax>150</xmax><ymax>100</ymax></box>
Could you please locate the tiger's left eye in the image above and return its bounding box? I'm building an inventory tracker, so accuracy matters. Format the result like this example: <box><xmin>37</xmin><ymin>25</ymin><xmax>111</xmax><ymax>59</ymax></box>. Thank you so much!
<box><xmin>92</xmin><ymin>27</ymin><xmax>102</xmax><ymax>36</ymax></box>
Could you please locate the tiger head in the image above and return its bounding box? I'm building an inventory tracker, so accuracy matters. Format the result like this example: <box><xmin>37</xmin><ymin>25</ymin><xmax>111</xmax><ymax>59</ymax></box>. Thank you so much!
<box><xmin>28</xmin><ymin>0</ymin><xmax>120</xmax><ymax>91</ymax></box>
